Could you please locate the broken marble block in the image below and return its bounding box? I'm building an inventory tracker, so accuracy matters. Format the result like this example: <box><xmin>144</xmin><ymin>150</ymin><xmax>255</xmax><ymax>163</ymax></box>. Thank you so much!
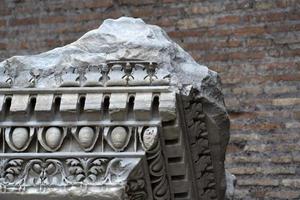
<box><xmin>0</xmin><ymin>17</ymin><xmax>230</xmax><ymax>200</ymax></box>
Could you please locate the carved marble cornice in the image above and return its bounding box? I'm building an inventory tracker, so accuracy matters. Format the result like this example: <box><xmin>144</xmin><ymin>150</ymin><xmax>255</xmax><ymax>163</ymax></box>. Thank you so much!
<box><xmin>0</xmin><ymin>66</ymin><xmax>174</xmax><ymax>199</ymax></box>
<box><xmin>0</xmin><ymin>17</ymin><xmax>230</xmax><ymax>200</ymax></box>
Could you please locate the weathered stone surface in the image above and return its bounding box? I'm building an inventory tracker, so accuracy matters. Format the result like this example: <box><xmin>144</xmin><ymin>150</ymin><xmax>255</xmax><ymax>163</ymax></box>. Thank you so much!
<box><xmin>0</xmin><ymin>17</ymin><xmax>222</xmax><ymax>104</ymax></box>
<box><xmin>0</xmin><ymin>17</ymin><xmax>230</xmax><ymax>200</ymax></box>
<box><xmin>225</xmin><ymin>170</ymin><xmax>236</xmax><ymax>200</ymax></box>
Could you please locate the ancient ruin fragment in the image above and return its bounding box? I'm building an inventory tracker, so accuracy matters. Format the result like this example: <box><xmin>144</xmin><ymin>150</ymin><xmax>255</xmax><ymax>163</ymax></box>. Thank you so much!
<box><xmin>0</xmin><ymin>17</ymin><xmax>230</xmax><ymax>200</ymax></box>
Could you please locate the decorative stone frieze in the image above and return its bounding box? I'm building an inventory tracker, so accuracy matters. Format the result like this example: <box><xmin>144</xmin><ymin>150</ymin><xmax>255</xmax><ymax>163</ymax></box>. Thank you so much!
<box><xmin>0</xmin><ymin>17</ymin><xmax>230</xmax><ymax>200</ymax></box>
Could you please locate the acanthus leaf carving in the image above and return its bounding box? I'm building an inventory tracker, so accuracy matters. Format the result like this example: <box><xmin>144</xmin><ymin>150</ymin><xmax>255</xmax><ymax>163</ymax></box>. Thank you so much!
<box><xmin>126</xmin><ymin>161</ymin><xmax>148</xmax><ymax>200</ymax></box>
<box><xmin>137</xmin><ymin>126</ymin><xmax>171</xmax><ymax>200</ymax></box>
<box><xmin>0</xmin><ymin>157</ymin><xmax>140</xmax><ymax>193</ymax></box>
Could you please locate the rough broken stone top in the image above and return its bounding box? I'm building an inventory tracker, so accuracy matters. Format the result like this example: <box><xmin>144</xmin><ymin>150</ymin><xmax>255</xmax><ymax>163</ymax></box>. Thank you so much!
<box><xmin>0</xmin><ymin>17</ymin><xmax>219</xmax><ymax>95</ymax></box>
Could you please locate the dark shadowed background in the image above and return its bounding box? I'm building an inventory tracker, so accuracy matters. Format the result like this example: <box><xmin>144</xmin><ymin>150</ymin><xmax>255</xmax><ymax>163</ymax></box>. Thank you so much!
<box><xmin>0</xmin><ymin>0</ymin><xmax>299</xmax><ymax>199</ymax></box>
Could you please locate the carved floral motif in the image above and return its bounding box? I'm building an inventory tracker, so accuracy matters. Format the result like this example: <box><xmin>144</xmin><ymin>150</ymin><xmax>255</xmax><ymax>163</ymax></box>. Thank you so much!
<box><xmin>138</xmin><ymin>126</ymin><xmax>171</xmax><ymax>200</ymax></box>
<box><xmin>126</xmin><ymin>162</ymin><xmax>147</xmax><ymax>200</ymax></box>
<box><xmin>65</xmin><ymin>158</ymin><xmax>109</xmax><ymax>183</ymax></box>
<box><xmin>0</xmin><ymin>157</ymin><xmax>139</xmax><ymax>192</ymax></box>
<box><xmin>182</xmin><ymin>95</ymin><xmax>218</xmax><ymax>199</ymax></box>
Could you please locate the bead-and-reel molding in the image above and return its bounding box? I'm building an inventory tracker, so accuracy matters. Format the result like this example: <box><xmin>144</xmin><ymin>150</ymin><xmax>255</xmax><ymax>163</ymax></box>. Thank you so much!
<box><xmin>0</xmin><ymin>126</ymin><xmax>159</xmax><ymax>153</ymax></box>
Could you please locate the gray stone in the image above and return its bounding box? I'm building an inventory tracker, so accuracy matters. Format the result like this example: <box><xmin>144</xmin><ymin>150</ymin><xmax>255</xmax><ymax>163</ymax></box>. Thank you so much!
<box><xmin>225</xmin><ymin>170</ymin><xmax>237</xmax><ymax>200</ymax></box>
<box><xmin>0</xmin><ymin>17</ymin><xmax>230</xmax><ymax>200</ymax></box>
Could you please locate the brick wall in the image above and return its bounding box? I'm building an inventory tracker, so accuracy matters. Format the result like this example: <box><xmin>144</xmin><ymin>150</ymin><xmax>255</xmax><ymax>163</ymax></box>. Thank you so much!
<box><xmin>0</xmin><ymin>0</ymin><xmax>300</xmax><ymax>199</ymax></box>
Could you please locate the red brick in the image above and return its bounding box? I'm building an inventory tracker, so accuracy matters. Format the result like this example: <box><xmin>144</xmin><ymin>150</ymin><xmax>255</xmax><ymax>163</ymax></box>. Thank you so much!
<box><xmin>271</xmin><ymin>154</ymin><xmax>293</xmax><ymax>164</ymax></box>
<box><xmin>0</xmin><ymin>31</ymin><xmax>6</xmax><ymax>37</ymax></box>
<box><xmin>238</xmin><ymin>178</ymin><xmax>280</xmax><ymax>186</ymax></box>
<box><xmin>0</xmin><ymin>7</ymin><xmax>11</xmax><ymax>16</ymax></box>
<box><xmin>227</xmin><ymin>154</ymin><xmax>264</xmax><ymax>163</ymax></box>
<box><xmin>83</xmin><ymin>0</ymin><xmax>113</xmax><ymax>8</ymax></box>
<box><xmin>62</xmin><ymin>13</ymin><xmax>96</xmax><ymax>23</ymax></box>
<box><xmin>265</xmin><ymin>12</ymin><xmax>287</xmax><ymax>21</ymax></box>
<box><xmin>9</xmin><ymin>17</ymin><xmax>39</xmax><ymax>26</ymax></box>
<box><xmin>19</xmin><ymin>41</ymin><xmax>29</xmax><ymax>50</ymax></box>
<box><xmin>288</xmin><ymin>10</ymin><xmax>300</xmax><ymax>20</ymax></box>
<box><xmin>0</xmin><ymin>19</ymin><xmax>6</xmax><ymax>27</ymax></box>
<box><xmin>0</xmin><ymin>43</ymin><xmax>6</xmax><ymax>50</ymax></box>
<box><xmin>207</xmin><ymin>28</ymin><xmax>232</xmax><ymax>36</ymax></box>
<box><xmin>168</xmin><ymin>29</ymin><xmax>206</xmax><ymax>38</ymax></box>
<box><xmin>187</xmin><ymin>3</ymin><xmax>224</xmax><ymax>15</ymax></box>
<box><xmin>216</xmin><ymin>15</ymin><xmax>240</xmax><ymax>24</ymax></box>
<box><xmin>266</xmin><ymin>23</ymin><xmax>300</xmax><ymax>33</ymax></box>
<box><xmin>202</xmin><ymin>53</ymin><xmax>227</xmax><ymax>62</ymax></box>
<box><xmin>46</xmin><ymin>39</ymin><xmax>62</xmax><ymax>48</ymax></box>
<box><xmin>185</xmin><ymin>42</ymin><xmax>212</xmax><ymax>50</ymax></box>
<box><xmin>271</xmin><ymin>74</ymin><xmax>300</xmax><ymax>81</ymax></box>
<box><xmin>226</xmin><ymin>144</ymin><xmax>244</xmax><ymax>153</ymax></box>
<box><xmin>243</xmin><ymin>12</ymin><xmax>286</xmax><ymax>23</ymax></box>
<box><xmin>228</xmin><ymin>51</ymin><xmax>265</xmax><ymax>61</ymax></box>
<box><xmin>177</xmin><ymin>17</ymin><xmax>216</xmax><ymax>29</ymax></box>
<box><xmin>233</xmin><ymin>26</ymin><xmax>266</xmax><ymax>36</ymax></box>
<box><xmin>231</xmin><ymin>123</ymin><xmax>281</xmax><ymax>131</ymax></box>
<box><xmin>41</xmin><ymin>16</ymin><xmax>66</xmax><ymax>24</ymax></box>
<box><xmin>282</xmin><ymin>49</ymin><xmax>300</xmax><ymax>57</ymax></box>
<box><xmin>221</xmin><ymin>40</ymin><xmax>242</xmax><ymax>48</ymax></box>
<box><xmin>156</xmin><ymin>7</ymin><xmax>184</xmax><ymax>17</ymax></box>
<box><xmin>197</xmin><ymin>40</ymin><xmax>242</xmax><ymax>49</ymax></box>
<box><xmin>266</xmin><ymin>191</ymin><xmax>300</xmax><ymax>199</ymax></box>
<box><xmin>272</xmin><ymin>98</ymin><xmax>300</xmax><ymax>106</ymax></box>
<box><xmin>229</xmin><ymin>112</ymin><xmax>257</xmax><ymax>120</ymax></box>
<box><xmin>156</xmin><ymin>18</ymin><xmax>174</xmax><ymax>27</ymax></box>
<box><xmin>162</xmin><ymin>0</ymin><xmax>199</xmax><ymax>3</ymax></box>
<box><xmin>131</xmin><ymin>8</ymin><xmax>153</xmax><ymax>18</ymax></box>
<box><xmin>229</xmin><ymin>167</ymin><xmax>257</xmax><ymax>175</ymax></box>
<box><xmin>255</xmin><ymin>1</ymin><xmax>277</xmax><ymax>10</ymax></box>
<box><xmin>263</xmin><ymin>61</ymin><xmax>298</xmax><ymax>69</ymax></box>
<box><xmin>119</xmin><ymin>0</ymin><xmax>155</xmax><ymax>5</ymax></box>
<box><xmin>232</xmin><ymin>86</ymin><xmax>263</xmax><ymax>95</ymax></box>
<box><xmin>246</xmin><ymin>38</ymin><xmax>271</xmax><ymax>47</ymax></box>
<box><xmin>251</xmin><ymin>190</ymin><xmax>267</xmax><ymax>199</ymax></box>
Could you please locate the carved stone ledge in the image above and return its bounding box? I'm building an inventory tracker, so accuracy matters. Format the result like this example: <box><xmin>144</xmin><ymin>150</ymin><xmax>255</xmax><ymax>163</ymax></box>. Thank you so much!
<box><xmin>0</xmin><ymin>88</ymin><xmax>175</xmax><ymax>124</ymax></box>
<box><xmin>0</xmin><ymin>61</ymin><xmax>170</xmax><ymax>89</ymax></box>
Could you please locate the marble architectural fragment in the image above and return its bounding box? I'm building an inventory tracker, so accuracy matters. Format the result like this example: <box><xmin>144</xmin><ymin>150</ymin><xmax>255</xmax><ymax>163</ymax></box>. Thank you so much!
<box><xmin>0</xmin><ymin>17</ymin><xmax>230</xmax><ymax>200</ymax></box>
